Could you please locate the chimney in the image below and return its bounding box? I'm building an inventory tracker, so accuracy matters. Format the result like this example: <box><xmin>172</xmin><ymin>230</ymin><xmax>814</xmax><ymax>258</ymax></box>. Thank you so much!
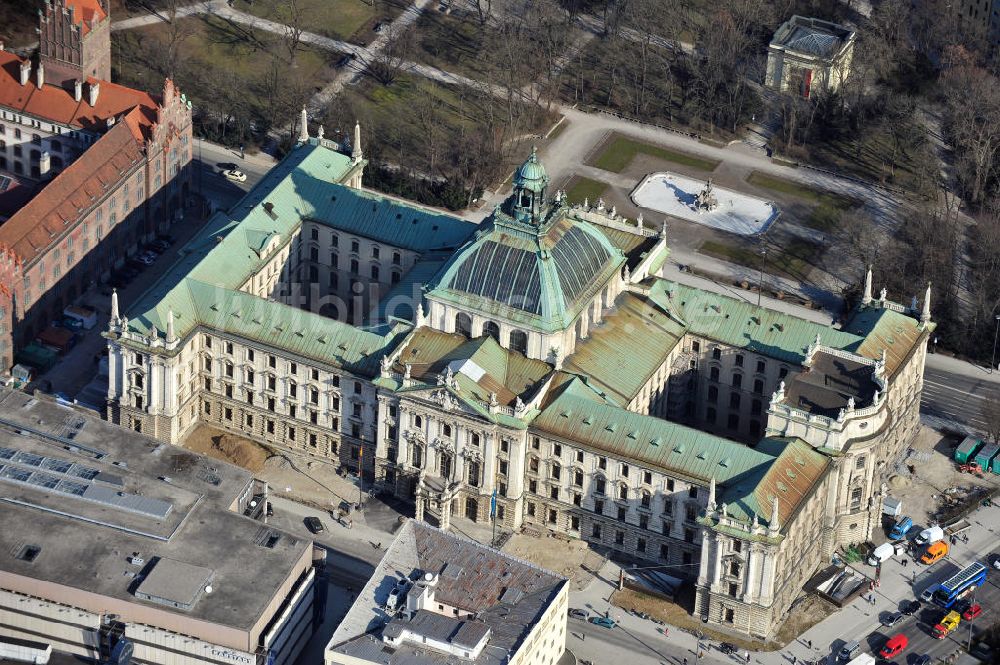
<box><xmin>88</xmin><ymin>81</ymin><xmax>100</xmax><ymax>107</ymax></box>
<box><xmin>36</xmin><ymin>62</ymin><xmax>45</xmax><ymax>88</ymax></box>
<box><xmin>0</xmin><ymin>40</ymin><xmax>5</xmax><ymax>52</ymax></box>
<box><xmin>39</xmin><ymin>152</ymin><xmax>51</xmax><ymax>176</ymax></box>
<box><xmin>19</xmin><ymin>60</ymin><xmax>30</xmax><ymax>86</ymax></box>
<box><xmin>74</xmin><ymin>79</ymin><xmax>83</xmax><ymax>102</ymax></box>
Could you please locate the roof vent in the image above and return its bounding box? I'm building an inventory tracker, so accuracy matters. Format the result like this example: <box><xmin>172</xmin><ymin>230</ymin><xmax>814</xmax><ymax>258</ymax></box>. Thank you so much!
<box><xmin>650</xmin><ymin>437</ymin><xmax>662</xmax><ymax>447</ymax></box>
<box><xmin>582</xmin><ymin>416</ymin><xmax>592</xmax><ymax>425</ymax></box>
<box><xmin>263</xmin><ymin>202</ymin><xmax>277</xmax><ymax>219</ymax></box>
<box><xmin>696</xmin><ymin>451</ymin><xmax>707</xmax><ymax>460</ymax></box>
<box><xmin>605</xmin><ymin>422</ymin><xmax>618</xmax><ymax>433</ymax></box>
<box><xmin>776</xmin><ymin>482</ymin><xmax>788</xmax><ymax>492</ymax></box>
<box><xmin>627</xmin><ymin>430</ymin><xmax>637</xmax><ymax>439</ymax></box>
<box><xmin>786</xmin><ymin>469</ymin><xmax>797</xmax><ymax>480</ymax></box>
<box><xmin>719</xmin><ymin>458</ymin><xmax>731</xmax><ymax>467</ymax></box>
<box><xmin>673</xmin><ymin>444</ymin><xmax>685</xmax><ymax>454</ymax></box>
<box><xmin>560</xmin><ymin>410</ymin><xmax>572</xmax><ymax>418</ymax></box>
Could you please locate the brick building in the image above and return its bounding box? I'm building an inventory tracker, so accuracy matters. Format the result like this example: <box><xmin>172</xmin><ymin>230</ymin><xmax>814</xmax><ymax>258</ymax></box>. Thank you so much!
<box><xmin>0</xmin><ymin>0</ymin><xmax>192</xmax><ymax>369</ymax></box>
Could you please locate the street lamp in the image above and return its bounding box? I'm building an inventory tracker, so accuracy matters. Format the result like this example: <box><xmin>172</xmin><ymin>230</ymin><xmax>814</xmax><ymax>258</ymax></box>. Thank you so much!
<box><xmin>757</xmin><ymin>238</ymin><xmax>768</xmax><ymax>308</ymax></box>
<box><xmin>992</xmin><ymin>314</ymin><xmax>1000</xmax><ymax>372</ymax></box>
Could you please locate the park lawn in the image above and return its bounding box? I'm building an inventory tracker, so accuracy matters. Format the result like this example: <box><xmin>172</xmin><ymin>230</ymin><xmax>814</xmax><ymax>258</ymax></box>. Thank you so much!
<box><xmin>237</xmin><ymin>0</ymin><xmax>395</xmax><ymax>43</ymax></box>
<box><xmin>746</xmin><ymin>172</ymin><xmax>859</xmax><ymax>233</ymax></box>
<box><xmin>114</xmin><ymin>16</ymin><xmax>333</xmax><ymax>87</ymax></box>
<box><xmin>591</xmin><ymin>134</ymin><xmax>720</xmax><ymax>173</ymax></box>
<box><xmin>698</xmin><ymin>238</ymin><xmax>823</xmax><ymax>282</ymax></box>
<box><xmin>806</xmin><ymin>121</ymin><xmax>929</xmax><ymax>195</ymax></box>
<box><xmin>563</xmin><ymin>176</ymin><xmax>608</xmax><ymax>206</ymax></box>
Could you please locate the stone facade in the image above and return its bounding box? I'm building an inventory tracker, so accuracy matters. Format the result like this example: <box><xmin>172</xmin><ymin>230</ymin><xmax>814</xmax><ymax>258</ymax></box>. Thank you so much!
<box><xmin>765</xmin><ymin>16</ymin><xmax>856</xmax><ymax>99</ymax></box>
<box><xmin>106</xmin><ymin>147</ymin><xmax>931</xmax><ymax>641</ymax></box>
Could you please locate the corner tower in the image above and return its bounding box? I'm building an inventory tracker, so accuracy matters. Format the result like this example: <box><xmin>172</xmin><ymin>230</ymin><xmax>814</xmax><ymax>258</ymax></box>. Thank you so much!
<box><xmin>38</xmin><ymin>0</ymin><xmax>111</xmax><ymax>87</ymax></box>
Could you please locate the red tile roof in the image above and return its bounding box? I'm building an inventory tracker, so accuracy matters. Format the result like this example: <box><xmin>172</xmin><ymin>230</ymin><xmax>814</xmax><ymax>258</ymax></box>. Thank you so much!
<box><xmin>0</xmin><ymin>51</ymin><xmax>159</xmax><ymax>138</ymax></box>
<box><xmin>65</xmin><ymin>0</ymin><xmax>108</xmax><ymax>35</ymax></box>
<box><xmin>0</xmin><ymin>122</ymin><xmax>144</xmax><ymax>265</ymax></box>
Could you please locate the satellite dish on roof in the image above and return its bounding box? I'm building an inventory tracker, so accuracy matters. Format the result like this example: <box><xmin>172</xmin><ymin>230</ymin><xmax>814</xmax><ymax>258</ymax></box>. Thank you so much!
<box><xmin>424</xmin><ymin>572</ymin><xmax>434</xmax><ymax>582</ymax></box>
<box><xmin>205</xmin><ymin>585</ymin><xmax>213</xmax><ymax>594</ymax></box>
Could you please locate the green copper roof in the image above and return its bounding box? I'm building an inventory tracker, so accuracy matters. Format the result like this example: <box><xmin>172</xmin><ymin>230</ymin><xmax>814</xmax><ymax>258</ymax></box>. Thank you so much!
<box><xmin>562</xmin><ymin>290</ymin><xmax>686</xmax><ymax>406</ymax></box>
<box><xmin>714</xmin><ymin>437</ymin><xmax>829</xmax><ymax>529</ymax></box>
<box><xmin>513</xmin><ymin>148</ymin><xmax>549</xmax><ymax>194</ymax></box>
<box><xmin>427</xmin><ymin>212</ymin><xmax>626</xmax><ymax>333</ymax></box>
<box><xmin>652</xmin><ymin>280</ymin><xmax>863</xmax><ymax>364</ymax></box>
<box><xmin>532</xmin><ymin>386</ymin><xmax>774</xmax><ymax>484</ymax></box>
<box><xmin>131</xmin><ymin>279</ymin><xmax>407</xmax><ymax>376</ymax></box>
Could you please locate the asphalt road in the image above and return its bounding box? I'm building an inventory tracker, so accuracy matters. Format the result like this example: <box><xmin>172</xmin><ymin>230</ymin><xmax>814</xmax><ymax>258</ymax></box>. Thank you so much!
<box><xmin>921</xmin><ymin>364</ymin><xmax>1000</xmax><ymax>434</ymax></box>
<box><xmin>852</xmin><ymin>547</ymin><xmax>1000</xmax><ymax>663</ymax></box>
<box><xmin>191</xmin><ymin>139</ymin><xmax>274</xmax><ymax>211</ymax></box>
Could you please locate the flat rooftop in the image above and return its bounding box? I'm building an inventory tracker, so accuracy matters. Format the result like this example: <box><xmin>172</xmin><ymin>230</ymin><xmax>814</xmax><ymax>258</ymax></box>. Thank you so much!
<box><xmin>0</xmin><ymin>389</ymin><xmax>309</xmax><ymax>635</ymax></box>
<box><xmin>784</xmin><ymin>350</ymin><xmax>877</xmax><ymax>418</ymax></box>
<box><xmin>327</xmin><ymin>520</ymin><xmax>566</xmax><ymax>665</ymax></box>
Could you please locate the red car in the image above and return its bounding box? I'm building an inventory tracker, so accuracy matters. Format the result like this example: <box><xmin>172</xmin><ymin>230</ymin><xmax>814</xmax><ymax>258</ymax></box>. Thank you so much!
<box><xmin>880</xmin><ymin>634</ymin><xmax>908</xmax><ymax>659</ymax></box>
<box><xmin>963</xmin><ymin>603</ymin><xmax>983</xmax><ymax>621</ymax></box>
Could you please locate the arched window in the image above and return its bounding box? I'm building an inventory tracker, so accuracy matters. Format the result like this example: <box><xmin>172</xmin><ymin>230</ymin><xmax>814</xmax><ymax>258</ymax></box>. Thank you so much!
<box><xmin>594</xmin><ymin>476</ymin><xmax>606</xmax><ymax>495</ymax></box>
<box><xmin>482</xmin><ymin>320</ymin><xmax>500</xmax><ymax>341</ymax></box>
<box><xmin>371</xmin><ymin>264</ymin><xmax>380</xmax><ymax>280</ymax></box>
<box><xmin>618</xmin><ymin>484</ymin><xmax>628</xmax><ymax>501</ymax></box>
<box><xmin>412</xmin><ymin>444</ymin><xmax>423</xmax><ymax>468</ymax></box>
<box><xmin>640</xmin><ymin>490</ymin><xmax>651</xmax><ymax>509</ymax></box>
<box><xmin>455</xmin><ymin>313</ymin><xmax>472</xmax><ymax>337</ymax></box>
<box><xmin>550</xmin><ymin>463</ymin><xmax>561</xmax><ymax>480</ymax></box>
<box><xmin>50</xmin><ymin>139</ymin><xmax>62</xmax><ymax>152</ymax></box>
<box><xmin>413</xmin><ymin>414</ymin><xmax>423</xmax><ymax>428</ymax></box>
<box><xmin>732</xmin><ymin>373</ymin><xmax>743</xmax><ymax>389</ymax></box>
<box><xmin>710</xmin><ymin>366</ymin><xmax>720</xmax><ymax>382</ymax></box>
<box><xmin>442</xmin><ymin>423</ymin><xmax>452</xmax><ymax>437</ymax></box>
<box><xmin>529</xmin><ymin>457</ymin><xmax>539</xmax><ymax>473</ymax></box>
<box><xmin>509</xmin><ymin>329</ymin><xmax>528</xmax><ymax>355</ymax></box>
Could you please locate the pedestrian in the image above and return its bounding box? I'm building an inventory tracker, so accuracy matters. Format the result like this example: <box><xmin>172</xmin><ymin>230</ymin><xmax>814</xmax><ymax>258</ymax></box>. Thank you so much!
<box><xmin>792</xmin><ymin>656</ymin><xmax>797</xmax><ymax>665</ymax></box>
<box><xmin>807</xmin><ymin>640</ymin><xmax>812</xmax><ymax>650</ymax></box>
<box><xmin>684</xmin><ymin>658</ymin><xmax>688</xmax><ymax>665</ymax></box>
<box><xmin>746</xmin><ymin>652</ymin><xmax>751</xmax><ymax>664</ymax></box>
<box><xmin>582</xmin><ymin>634</ymin><xmax>585</xmax><ymax>643</ymax></box>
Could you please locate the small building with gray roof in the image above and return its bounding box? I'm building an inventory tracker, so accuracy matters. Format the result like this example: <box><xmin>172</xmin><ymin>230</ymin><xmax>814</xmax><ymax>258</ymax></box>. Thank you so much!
<box><xmin>325</xmin><ymin>520</ymin><xmax>567</xmax><ymax>665</ymax></box>
<box><xmin>765</xmin><ymin>16</ymin><xmax>856</xmax><ymax>99</ymax></box>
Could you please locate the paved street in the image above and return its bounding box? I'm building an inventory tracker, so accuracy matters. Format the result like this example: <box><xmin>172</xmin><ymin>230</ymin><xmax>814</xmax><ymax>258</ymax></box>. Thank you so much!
<box><xmin>922</xmin><ymin>361</ymin><xmax>1000</xmax><ymax>435</ymax></box>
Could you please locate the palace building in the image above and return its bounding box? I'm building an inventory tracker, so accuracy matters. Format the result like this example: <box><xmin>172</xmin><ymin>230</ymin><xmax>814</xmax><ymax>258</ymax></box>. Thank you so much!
<box><xmin>106</xmin><ymin>132</ymin><xmax>932</xmax><ymax>639</ymax></box>
<box><xmin>0</xmin><ymin>0</ymin><xmax>193</xmax><ymax>369</ymax></box>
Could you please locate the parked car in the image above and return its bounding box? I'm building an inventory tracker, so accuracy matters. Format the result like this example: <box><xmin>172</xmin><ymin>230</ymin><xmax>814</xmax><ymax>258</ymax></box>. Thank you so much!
<box><xmin>149</xmin><ymin>239</ymin><xmax>171</xmax><ymax>252</ymax></box>
<box><xmin>880</xmin><ymin>634</ymin><xmax>908</xmax><ymax>659</ymax></box>
<box><xmin>136</xmin><ymin>254</ymin><xmax>156</xmax><ymax>266</ymax></box>
<box><xmin>266</xmin><ymin>501</ymin><xmax>274</xmax><ymax>517</ymax></box>
<box><xmin>719</xmin><ymin>643</ymin><xmax>738</xmax><ymax>655</ymax></box>
<box><xmin>156</xmin><ymin>233</ymin><xmax>177</xmax><ymax>244</ymax></box>
<box><xmin>962</xmin><ymin>603</ymin><xmax>983</xmax><ymax>621</ymax></box>
<box><xmin>889</xmin><ymin>516</ymin><xmax>913</xmax><ymax>540</ymax></box>
<box><xmin>568</xmin><ymin>608</ymin><xmax>588</xmax><ymax>620</ymax></box>
<box><xmin>881</xmin><ymin>612</ymin><xmax>903</xmax><ymax>628</ymax></box>
<box><xmin>901</xmin><ymin>600</ymin><xmax>920</xmax><ymax>616</ymax></box>
<box><xmin>223</xmin><ymin>169</ymin><xmax>247</xmax><ymax>182</ymax></box>
<box><xmin>304</xmin><ymin>516</ymin><xmax>324</xmax><ymax>534</ymax></box>
<box><xmin>588</xmin><ymin>616</ymin><xmax>616</xmax><ymax>629</ymax></box>
<box><xmin>912</xmin><ymin>655</ymin><xmax>930</xmax><ymax>665</ymax></box>
<box><xmin>992</xmin><ymin>555</ymin><xmax>1000</xmax><ymax>571</ymax></box>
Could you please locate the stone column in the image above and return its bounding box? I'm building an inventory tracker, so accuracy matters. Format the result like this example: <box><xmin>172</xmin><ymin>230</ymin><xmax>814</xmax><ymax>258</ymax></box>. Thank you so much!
<box><xmin>441</xmin><ymin>497</ymin><xmax>452</xmax><ymax>530</ymax></box>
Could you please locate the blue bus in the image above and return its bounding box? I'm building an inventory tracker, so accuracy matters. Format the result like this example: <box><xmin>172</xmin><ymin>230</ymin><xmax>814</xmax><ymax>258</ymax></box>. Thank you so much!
<box><xmin>933</xmin><ymin>562</ymin><xmax>988</xmax><ymax>608</ymax></box>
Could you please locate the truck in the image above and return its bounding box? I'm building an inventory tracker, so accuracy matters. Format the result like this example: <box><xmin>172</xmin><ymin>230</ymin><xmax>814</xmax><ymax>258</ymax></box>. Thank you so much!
<box><xmin>867</xmin><ymin>542</ymin><xmax>906</xmax><ymax>566</ymax></box>
<box><xmin>0</xmin><ymin>636</ymin><xmax>51</xmax><ymax>664</ymax></box>
<box><xmin>915</xmin><ymin>525</ymin><xmax>945</xmax><ymax>546</ymax></box>
<box><xmin>845</xmin><ymin>653</ymin><xmax>876</xmax><ymax>665</ymax></box>
<box><xmin>955</xmin><ymin>436</ymin><xmax>984</xmax><ymax>464</ymax></box>
<box><xmin>932</xmin><ymin>610</ymin><xmax>961</xmax><ymax>639</ymax></box>
<box><xmin>889</xmin><ymin>516</ymin><xmax>913</xmax><ymax>540</ymax></box>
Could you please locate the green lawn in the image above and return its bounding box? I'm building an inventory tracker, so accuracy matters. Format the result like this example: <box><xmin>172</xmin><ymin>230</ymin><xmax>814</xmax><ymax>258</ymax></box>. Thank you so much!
<box><xmin>591</xmin><ymin>134</ymin><xmax>720</xmax><ymax>173</ymax></box>
<box><xmin>237</xmin><ymin>0</ymin><xmax>397</xmax><ymax>42</ymax></box>
<box><xmin>564</xmin><ymin>177</ymin><xmax>608</xmax><ymax>206</ymax></box>
<box><xmin>698</xmin><ymin>239</ymin><xmax>823</xmax><ymax>281</ymax></box>
<box><xmin>746</xmin><ymin>172</ymin><xmax>859</xmax><ymax>233</ymax></box>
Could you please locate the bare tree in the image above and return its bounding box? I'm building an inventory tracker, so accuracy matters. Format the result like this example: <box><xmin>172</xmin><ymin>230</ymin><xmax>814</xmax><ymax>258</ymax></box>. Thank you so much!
<box><xmin>358</xmin><ymin>23</ymin><xmax>414</xmax><ymax>86</ymax></box>
<box><xmin>162</xmin><ymin>0</ymin><xmax>197</xmax><ymax>77</ymax></box>
<box><xmin>941</xmin><ymin>63</ymin><xmax>1000</xmax><ymax>206</ymax></box>
<box><xmin>982</xmin><ymin>399</ymin><xmax>1000</xmax><ymax>445</ymax></box>
<box><xmin>274</xmin><ymin>0</ymin><xmax>306</xmax><ymax>64</ymax></box>
<box><xmin>471</xmin><ymin>0</ymin><xmax>493</xmax><ymax>26</ymax></box>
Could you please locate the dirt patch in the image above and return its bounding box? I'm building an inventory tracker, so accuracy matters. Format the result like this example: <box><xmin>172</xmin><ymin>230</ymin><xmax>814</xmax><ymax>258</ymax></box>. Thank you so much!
<box><xmin>611</xmin><ymin>587</ymin><xmax>770</xmax><ymax>650</ymax></box>
<box><xmin>182</xmin><ymin>425</ymin><xmax>271</xmax><ymax>474</ymax></box>
<box><xmin>770</xmin><ymin>594</ymin><xmax>838</xmax><ymax>648</ymax></box>
<box><xmin>503</xmin><ymin>530</ymin><xmax>605</xmax><ymax>591</ymax></box>
<box><xmin>882</xmin><ymin>426</ymin><xmax>999</xmax><ymax>533</ymax></box>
